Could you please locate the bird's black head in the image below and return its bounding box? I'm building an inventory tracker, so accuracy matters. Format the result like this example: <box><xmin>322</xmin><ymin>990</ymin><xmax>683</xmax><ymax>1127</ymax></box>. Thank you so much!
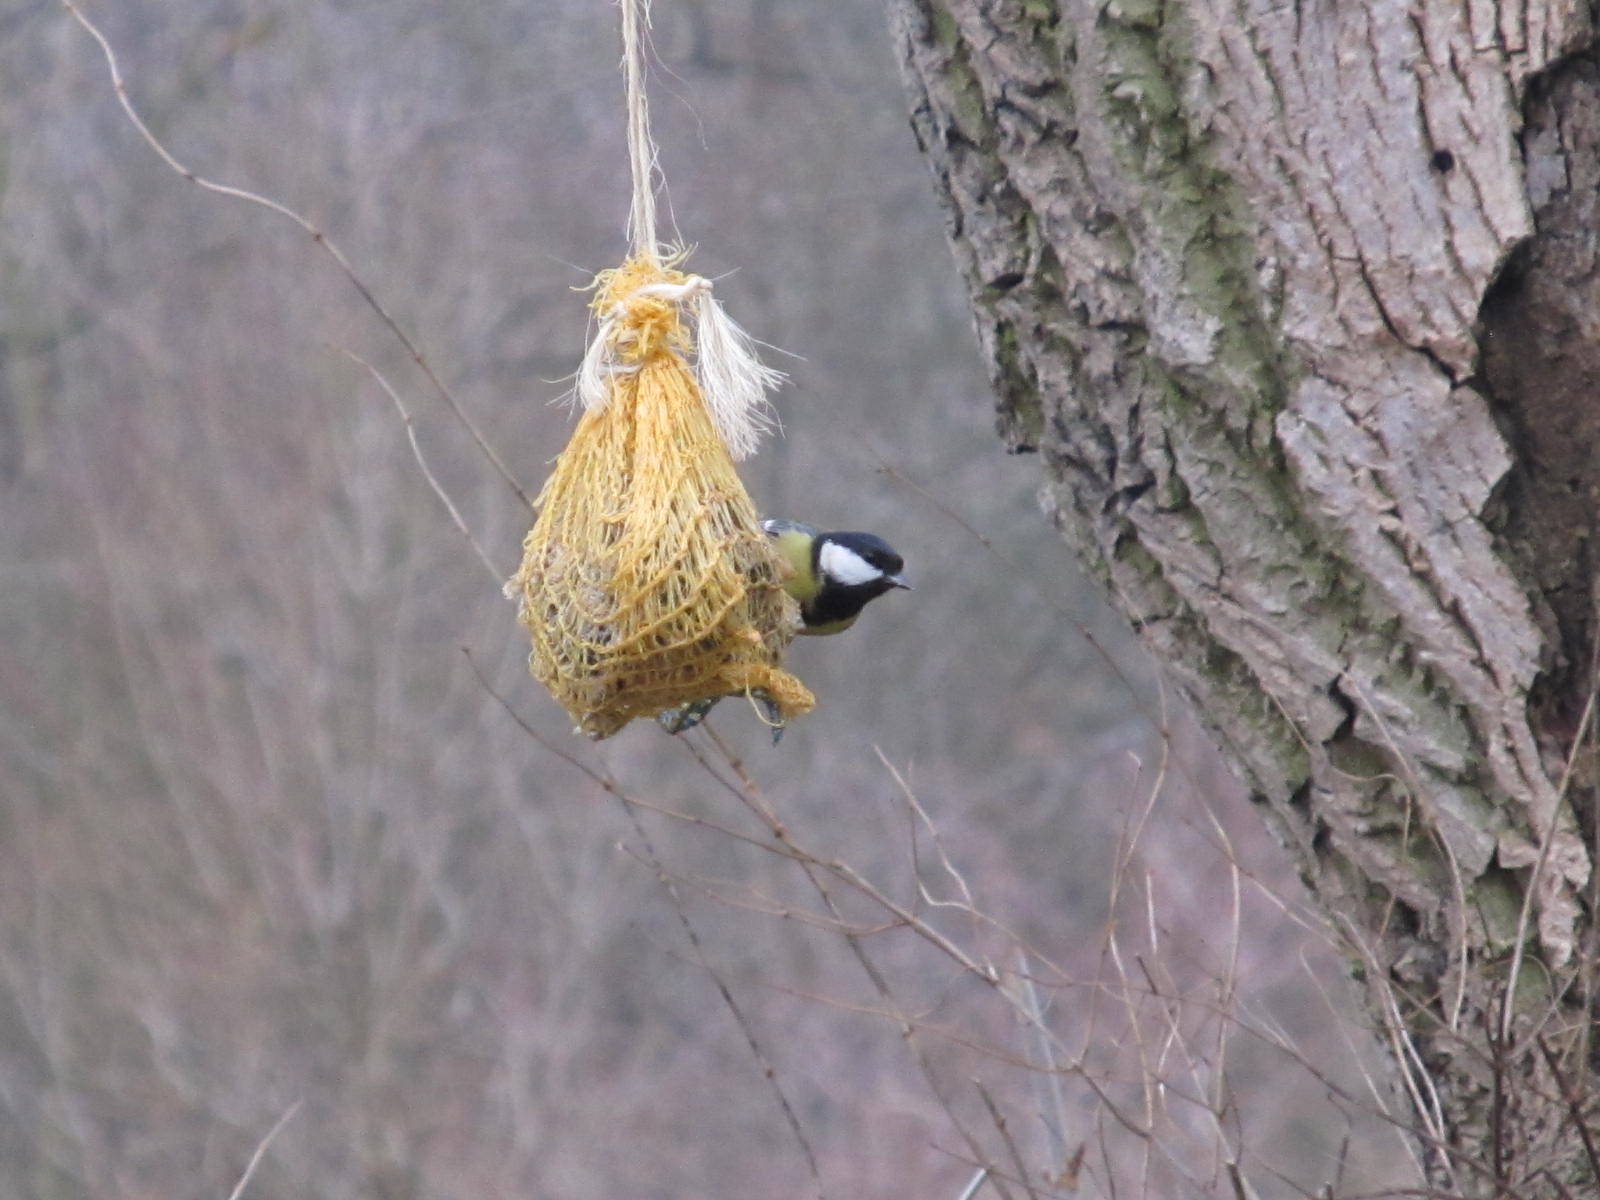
<box><xmin>816</xmin><ymin>531</ymin><xmax>909</xmax><ymax>595</ymax></box>
<box><xmin>770</xmin><ymin>528</ymin><xmax>908</xmax><ymax>635</ymax></box>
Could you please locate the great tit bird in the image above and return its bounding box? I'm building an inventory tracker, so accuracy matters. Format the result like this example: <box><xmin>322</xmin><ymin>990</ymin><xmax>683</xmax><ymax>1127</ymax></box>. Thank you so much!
<box><xmin>658</xmin><ymin>519</ymin><xmax>909</xmax><ymax>737</ymax></box>
<box><xmin>760</xmin><ymin>519</ymin><xmax>911</xmax><ymax>635</ymax></box>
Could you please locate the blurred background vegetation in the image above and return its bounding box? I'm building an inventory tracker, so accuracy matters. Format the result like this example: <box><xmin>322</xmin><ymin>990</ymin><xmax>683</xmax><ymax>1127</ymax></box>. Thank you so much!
<box><xmin>2</xmin><ymin>1</ymin><xmax>1409</xmax><ymax>1196</ymax></box>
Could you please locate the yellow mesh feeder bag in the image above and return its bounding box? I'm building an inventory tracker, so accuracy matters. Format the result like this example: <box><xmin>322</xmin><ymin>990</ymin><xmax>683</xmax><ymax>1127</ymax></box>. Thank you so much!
<box><xmin>506</xmin><ymin>255</ymin><xmax>814</xmax><ymax>738</ymax></box>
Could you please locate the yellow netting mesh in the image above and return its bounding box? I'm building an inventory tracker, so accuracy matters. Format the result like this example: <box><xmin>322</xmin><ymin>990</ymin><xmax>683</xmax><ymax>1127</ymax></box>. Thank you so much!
<box><xmin>507</xmin><ymin>257</ymin><xmax>814</xmax><ymax>738</ymax></box>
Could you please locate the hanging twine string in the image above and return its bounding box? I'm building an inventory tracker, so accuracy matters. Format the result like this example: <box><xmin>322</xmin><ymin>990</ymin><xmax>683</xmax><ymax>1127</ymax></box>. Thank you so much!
<box><xmin>620</xmin><ymin>0</ymin><xmax>660</xmax><ymax>259</ymax></box>
<box><xmin>574</xmin><ymin>0</ymin><xmax>782</xmax><ymax>461</ymax></box>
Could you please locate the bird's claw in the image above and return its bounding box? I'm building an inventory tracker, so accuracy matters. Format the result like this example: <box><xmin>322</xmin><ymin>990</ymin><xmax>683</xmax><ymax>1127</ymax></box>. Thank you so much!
<box><xmin>657</xmin><ymin>698</ymin><xmax>717</xmax><ymax>734</ymax></box>
<box><xmin>756</xmin><ymin>692</ymin><xmax>787</xmax><ymax>745</ymax></box>
<box><xmin>657</xmin><ymin>692</ymin><xmax>787</xmax><ymax>744</ymax></box>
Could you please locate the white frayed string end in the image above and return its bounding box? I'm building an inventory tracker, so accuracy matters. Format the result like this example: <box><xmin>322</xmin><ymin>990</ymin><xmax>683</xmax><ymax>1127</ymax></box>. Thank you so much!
<box><xmin>574</xmin><ymin>313</ymin><xmax>618</xmax><ymax>412</ymax></box>
<box><xmin>692</xmin><ymin>283</ymin><xmax>783</xmax><ymax>461</ymax></box>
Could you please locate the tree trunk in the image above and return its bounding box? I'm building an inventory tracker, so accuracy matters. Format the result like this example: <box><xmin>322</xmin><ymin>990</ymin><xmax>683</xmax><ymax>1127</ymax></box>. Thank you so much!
<box><xmin>891</xmin><ymin>0</ymin><xmax>1600</xmax><ymax>1191</ymax></box>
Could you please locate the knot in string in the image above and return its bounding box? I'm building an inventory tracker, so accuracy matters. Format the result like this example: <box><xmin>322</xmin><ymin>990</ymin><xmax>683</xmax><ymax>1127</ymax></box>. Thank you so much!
<box><xmin>594</xmin><ymin>263</ymin><xmax>711</xmax><ymax>366</ymax></box>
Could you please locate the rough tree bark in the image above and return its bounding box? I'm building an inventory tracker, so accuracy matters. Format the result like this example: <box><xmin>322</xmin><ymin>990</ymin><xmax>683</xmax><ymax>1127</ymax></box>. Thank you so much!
<box><xmin>891</xmin><ymin>0</ymin><xmax>1600</xmax><ymax>1192</ymax></box>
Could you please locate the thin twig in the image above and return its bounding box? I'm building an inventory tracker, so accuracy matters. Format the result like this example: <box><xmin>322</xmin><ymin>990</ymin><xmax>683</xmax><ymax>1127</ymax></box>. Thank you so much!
<box><xmin>1337</xmin><ymin>673</ymin><xmax>1472</xmax><ymax>1035</ymax></box>
<box><xmin>1488</xmin><ymin>1009</ymin><xmax>1505</xmax><ymax>1191</ymax></box>
<box><xmin>1225</xmin><ymin>1159</ymin><xmax>1262</xmax><ymax>1200</ymax></box>
<box><xmin>929</xmin><ymin>1140</ymin><xmax>1087</xmax><ymax>1200</ymax></box>
<box><xmin>225</xmin><ymin>1100</ymin><xmax>302</xmax><ymax>1200</ymax></box>
<box><xmin>465</xmin><ymin>652</ymin><xmax>799</xmax><ymax>859</ymax></box>
<box><xmin>876</xmin><ymin>746</ymin><xmax>990</xmax><ymax>966</ymax></box>
<box><xmin>1536</xmin><ymin>1034</ymin><xmax>1600</xmax><ymax>1184</ymax></box>
<box><xmin>1538</xmin><ymin>1165</ymin><xmax>1583</xmax><ymax>1200</ymax></box>
<box><xmin>59</xmin><ymin>0</ymin><xmax>532</xmax><ymax>512</ymax></box>
<box><xmin>339</xmin><ymin>348</ymin><xmax>504</xmax><ymax>585</ymax></box>
<box><xmin>976</xmin><ymin>1080</ymin><xmax>1041</xmax><ymax>1200</ymax></box>
<box><xmin>705</xmin><ymin>735</ymin><xmax>1213</xmax><ymax>1191</ymax></box>
<box><xmin>699</xmin><ymin>724</ymin><xmax>1019</xmax><ymax>1200</ymax></box>
<box><xmin>1202</xmin><ymin>803</ymin><xmax>1244</xmax><ymax>1120</ymax></box>
<box><xmin>1342</xmin><ymin>918</ymin><xmax>1459</xmax><ymax>1193</ymax></box>
<box><xmin>1501</xmin><ymin>679</ymin><xmax>1598</xmax><ymax>1043</ymax></box>
<box><xmin>463</xmin><ymin>657</ymin><xmax>827</xmax><ymax>1196</ymax></box>
<box><xmin>1012</xmin><ymin>953</ymin><xmax>1070</xmax><ymax>1180</ymax></box>
<box><xmin>616</xmin><ymin>798</ymin><xmax>828</xmax><ymax>1199</ymax></box>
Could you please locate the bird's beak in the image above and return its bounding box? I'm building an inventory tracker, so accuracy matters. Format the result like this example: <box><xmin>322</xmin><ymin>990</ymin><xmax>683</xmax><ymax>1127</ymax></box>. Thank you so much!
<box><xmin>887</xmin><ymin>574</ymin><xmax>912</xmax><ymax>591</ymax></box>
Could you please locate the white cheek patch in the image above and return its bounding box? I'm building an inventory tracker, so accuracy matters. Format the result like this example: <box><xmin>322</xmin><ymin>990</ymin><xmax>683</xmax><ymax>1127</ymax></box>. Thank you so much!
<box><xmin>819</xmin><ymin>540</ymin><xmax>882</xmax><ymax>587</ymax></box>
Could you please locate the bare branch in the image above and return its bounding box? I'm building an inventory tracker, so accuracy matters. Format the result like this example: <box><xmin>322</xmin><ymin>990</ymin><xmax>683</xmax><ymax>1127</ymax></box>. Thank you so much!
<box><xmin>339</xmin><ymin>348</ymin><xmax>504</xmax><ymax>586</ymax></box>
<box><xmin>58</xmin><ymin>0</ymin><xmax>533</xmax><ymax>512</ymax></box>
<box><xmin>225</xmin><ymin>1100</ymin><xmax>301</xmax><ymax>1200</ymax></box>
